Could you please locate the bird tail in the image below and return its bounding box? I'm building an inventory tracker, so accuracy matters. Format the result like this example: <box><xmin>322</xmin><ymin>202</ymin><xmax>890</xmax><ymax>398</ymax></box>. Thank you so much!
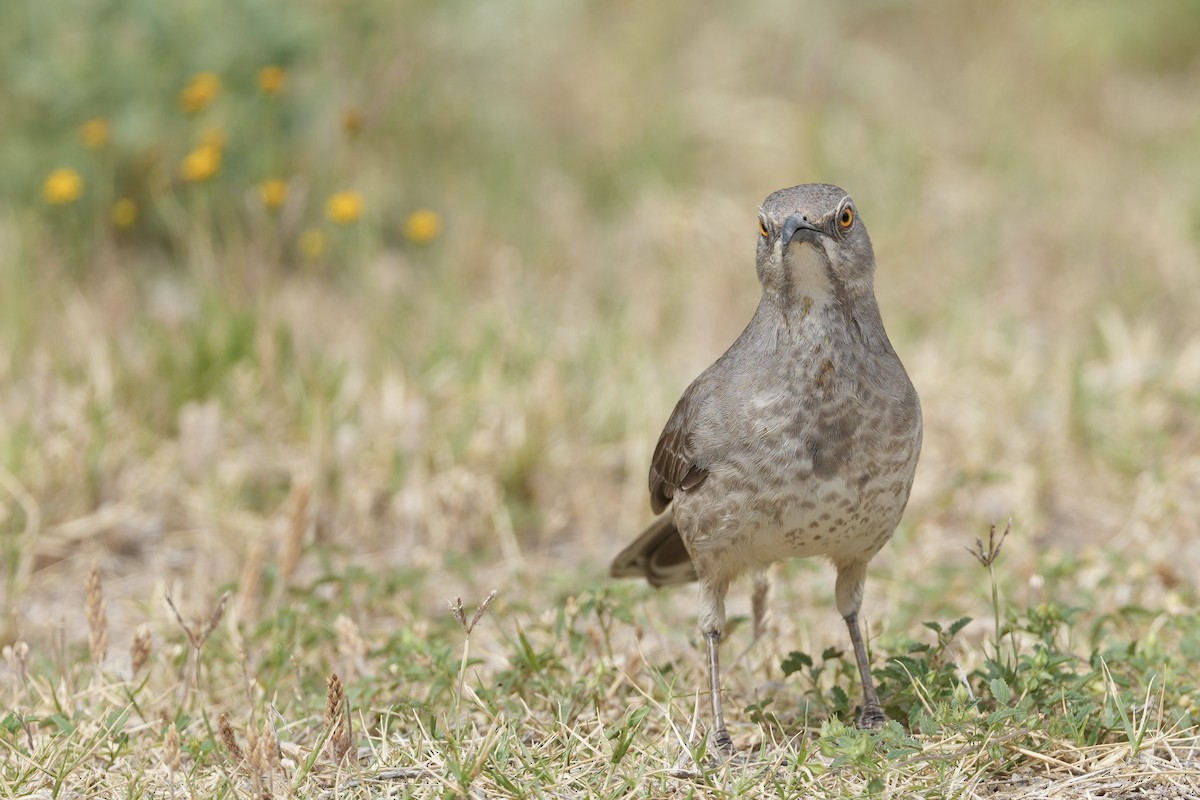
<box><xmin>610</xmin><ymin>512</ymin><xmax>698</xmax><ymax>587</ymax></box>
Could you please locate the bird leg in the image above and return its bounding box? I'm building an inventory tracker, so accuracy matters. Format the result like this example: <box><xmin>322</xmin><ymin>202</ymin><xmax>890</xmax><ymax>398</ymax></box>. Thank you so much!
<box><xmin>836</xmin><ymin>561</ymin><xmax>886</xmax><ymax>729</ymax></box>
<box><xmin>705</xmin><ymin>631</ymin><xmax>733</xmax><ymax>753</ymax></box>
<box><xmin>698</xmin><ymin>577</ymin><xmax>733</xmax><ymax>752</ymax></box>
<box><xmin>844</xmin><ymin>610</ymin><xmax>886</xmax><ymax>729</ymax></box>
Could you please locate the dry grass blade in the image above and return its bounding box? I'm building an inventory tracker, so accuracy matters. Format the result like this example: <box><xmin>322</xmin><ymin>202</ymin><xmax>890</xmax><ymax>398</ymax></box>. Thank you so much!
<box><xmin>164</xmin><ymin>592</ymin><xmax>200</xmax><ymax>649</ymax></box>
<box><xmin>449</xmin><ymin>591</ymin><xmax>498</xmax><ymax>635</ymax></box>
<box><xmin>334</xmin><ymin>614</ymin><xmax>368</xmax><ymax>682</ymax></box>
<box><xmin>163</xmin><ymin>724</ymin><xmax>182</xmax><ymax>800</ymax></box>
<box><xmin>968</xmin><ymin>519</ymin><xmax>1011</xmax><ymax>567</ymax></box>
<box><xmin>247</xmin><ymin>726</ymin><xmax>275</xmax><ymax>798</ymax></box>
<box><xmin>219</xmin><ymin>712</ymin><xmax>244</xmax><ymax>765</ymax></box>
<box><xmin>85</xmin><ymin>563</ymin><xmax>108</xmax><ymax>666</ymax></box>
<box><xmin>237</xmin><ymin>535</ymin><xmax>268</xmax><ymax>621</ymax></box>
<box><xmin>325</xmin><ymin>672</ymin><xmax>353</xmax><ymax>765</ymax></box>
<box><xmin>449</xmin><ymin>597</ymin><xmax>467</xmax><ymax>630</ymax></box>
<box><xmin>279</xmin><ymin>481</ymin><xmax>311</xmax><ymax>583</ymax></box>
<box><xmin>4</xmin><ymin>640</ymin><xmax>30</xmax><ymax>701</ymax></box>
<box><xmin>199</xmin><ymin>591</ymin><xmax>231</xmax><ymax>646</ymax></box>
<box><xmin>467</xmin><ymin>590</ymin><xmax>498</xmax><ymax>634</ymax></box>
<box><xmin>163</xmin><ymin>591</ymin><xmax>230</xmax><ymax>650</ymax></box>
<box><xmin>129</xmin><ymin>623</ymin><xmax>152</xmax><ymax>677</ymax></box>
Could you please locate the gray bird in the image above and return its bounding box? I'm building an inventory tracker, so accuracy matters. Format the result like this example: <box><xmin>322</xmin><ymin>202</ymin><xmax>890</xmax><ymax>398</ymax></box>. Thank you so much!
<box><xmin>611</xmin><ymin>184</ymin><xmax>922</xmax><ymax>751</ymax></box>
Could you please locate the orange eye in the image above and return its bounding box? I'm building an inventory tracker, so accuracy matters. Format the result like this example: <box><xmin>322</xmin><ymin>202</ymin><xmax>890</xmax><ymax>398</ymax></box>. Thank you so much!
<box><xmin>758</xmin><ymin>218</ymin><xmax>769</xmax><ymax>238</ymax></box>
<box><xmin>838</xmin><ymin>207</ymin><xmax>854</xmax><ymax>229</ymax></box>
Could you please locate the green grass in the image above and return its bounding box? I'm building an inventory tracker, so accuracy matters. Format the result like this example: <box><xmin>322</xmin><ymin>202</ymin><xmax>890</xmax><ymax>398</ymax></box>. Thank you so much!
<box><xmin>3</xmin><ymin>1</ymin><xmax>1200</xmax><ymax>797</ymax></box>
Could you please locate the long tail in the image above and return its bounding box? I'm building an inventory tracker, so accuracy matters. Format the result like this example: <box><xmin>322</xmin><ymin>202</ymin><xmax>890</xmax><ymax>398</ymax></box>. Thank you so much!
<box><xmin>610</xmin><ymin>512</ymin><xmax>698</xmax><ymax>587</ymax></box>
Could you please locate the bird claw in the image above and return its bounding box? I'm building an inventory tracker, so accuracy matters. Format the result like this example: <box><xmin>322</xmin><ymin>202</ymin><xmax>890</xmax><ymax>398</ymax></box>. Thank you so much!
<box><xmin>857</xmin><ymin>703</ymin><xmax>887</xmax><ymax>731</ymax></box>
<box><xmin>712</xmin><ymin>727</ymin><xmax>734</xmax><ymax>756</ymax></box>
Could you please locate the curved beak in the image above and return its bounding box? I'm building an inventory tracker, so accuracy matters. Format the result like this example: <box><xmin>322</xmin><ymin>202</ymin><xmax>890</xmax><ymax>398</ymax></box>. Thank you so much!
<box><xmin>782</xmin><ymin>214</ymin><xmax>823</xmax><ymax>246</ymax></box>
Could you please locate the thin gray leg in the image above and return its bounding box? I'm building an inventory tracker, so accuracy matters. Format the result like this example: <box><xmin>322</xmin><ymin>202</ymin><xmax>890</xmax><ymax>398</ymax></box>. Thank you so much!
<box><xmin>705</xmin><ymin>631</ymin><xmax>733</xmax><ymax>752</ymax></box>
<box><xmin>844</xmin><ymin>610</ymin><xmax>886</xmax><ymax>729</ymax></box>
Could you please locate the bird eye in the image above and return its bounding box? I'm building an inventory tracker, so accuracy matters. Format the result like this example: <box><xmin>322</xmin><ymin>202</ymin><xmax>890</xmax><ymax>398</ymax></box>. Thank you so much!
<box><xmin>758</xmin><ymin>218</ymin><xmax>769</xmax><ymax>238</ymax></box>
<box><xmin>838</xmin><ymin>207</ymin><xmax>854</xmax><ymax>229</ymax></box>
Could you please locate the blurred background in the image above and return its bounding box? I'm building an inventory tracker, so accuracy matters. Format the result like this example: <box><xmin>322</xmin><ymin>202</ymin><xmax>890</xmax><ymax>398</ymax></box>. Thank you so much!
<box><xmin>2</xmin><ymin>0</ymin><xmax>1200</xmax><ymax>645</ymax></box>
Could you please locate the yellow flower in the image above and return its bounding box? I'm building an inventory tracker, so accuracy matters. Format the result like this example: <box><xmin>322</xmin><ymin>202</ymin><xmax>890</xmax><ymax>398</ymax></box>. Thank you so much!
<box><xmin>404</xmin><ymin>209</ymin><xmax>442</xmax><ymax>244</ymax></box>
<box><xmin>258</xmin><ymin>179</ymin><xmax>289</xmax><ymax>209</ymax></box>
<box><xmin>81</xmin><ymin>118</ymin><xmax>109</xmax><ymax>150</ymax></box>
<box><xmin>325</xmin><ymin>190</ymin><xmax>364</xmax><ymax>225</ymax></box>
<box><xmin>299</xmin><ymin>228</ymin><xmax>326</xmax><ymax>258</ymax></box>
<box><xmin>180</xmin><ymin>144</ymin><xmax>221</xmax><ymax>182</ymax></box>
<box><xmin>112</xmin><ymin>198</ymin><xmax>138</xmax><ymax>228</ymax></box>
<box><xmin>179</xmin><ymin>72</ymin><xmax>221</xmax><ymax>114</ymax></box>
<box><xmin>43</xmin><ymin>168</ymin><xmax>84</xmax><ymax>204</ymax></box>
<box><xmin>258</xmin><ymin>65</ymin><xmax>285</xmax><ymax>95</ymax></box>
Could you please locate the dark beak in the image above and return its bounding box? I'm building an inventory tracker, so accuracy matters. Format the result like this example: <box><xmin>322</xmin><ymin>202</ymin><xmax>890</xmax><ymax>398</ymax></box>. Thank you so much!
<box><xmin>782</xmin><ymin>214</ymin><xmax>823</xmax><ymax>246</ymax></box>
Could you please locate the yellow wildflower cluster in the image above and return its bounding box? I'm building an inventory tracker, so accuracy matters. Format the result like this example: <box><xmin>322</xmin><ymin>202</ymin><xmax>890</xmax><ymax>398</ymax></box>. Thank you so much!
<box><xmin>180</xmin><ymin>144</ymin><xmax>222</xmax><ymax>182</ymax></box>
<box><xmin>258</xmin><ymin>179</ymin><xmax>289</xmax><ymax>209</ymax></box>
<box><xmin>325</xmin><ymin>190</ymin><xmax>364</xmax><ymax>225</ymax></box>
<box><xmin>41</xmin><ymin>66</ymin><xmax>447</xmax><ymax>256</ymax></box>
<box><xmin>112</xmin><ymin>198</ymin><xmax>138</xmax><ymax>228</ymax></box>
<box><xmin>81</xmin><ymin>118</ymin><xmax>109</xmax><ymax>150</ymax></box>
<box><xmin>258</xmin><ymin>66</ymin><xmax>286</xmax><ymax>95</ymax></box>
<box><xmin>179</xmin><ymin>72</ymin><xmax>221</xmax><ymax>114</ymax></box>
<box><xmin>404</xmin><ymin>209</ymin><xmax>442</xmax><ymax>244</ymax></box>
<box><xmin>179</xmin><ymin>127</ymin><xmax>226</xmax><ymax>182</ymax></box>
<box><xmin>43</xmin><ymin>168</ymin><xmax>84</xmax><ymax>205</ymax></box>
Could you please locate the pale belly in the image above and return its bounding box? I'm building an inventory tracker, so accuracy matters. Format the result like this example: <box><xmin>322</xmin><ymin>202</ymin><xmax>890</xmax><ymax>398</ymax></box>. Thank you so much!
<box><xmin>674</xmin><ymin>462</ymin><xmax>915</xmax><ymax>579</ymax></box>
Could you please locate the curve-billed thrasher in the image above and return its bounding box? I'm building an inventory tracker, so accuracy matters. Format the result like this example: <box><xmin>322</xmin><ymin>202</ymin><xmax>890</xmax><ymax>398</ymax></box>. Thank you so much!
<box><xmin>611</xmin><ymin>184</ymin><xmax>922</xmax><ymax>751</ymax></box>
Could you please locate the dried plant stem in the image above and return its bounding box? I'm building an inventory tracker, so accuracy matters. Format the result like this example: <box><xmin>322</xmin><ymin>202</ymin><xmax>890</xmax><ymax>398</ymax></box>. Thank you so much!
<box><xmin>165</xmin><ymin>591</ymin><xmax>230</xmax><ymax>706</ymax></box>
<box><xmin>130</xmin><ymin>624</ymin><xmax>152</xmax><ymax>677</ymax></box>
<box><xmin>449</xmin><ymin>590</ymin><xmax>497</xmax><ymax>716</ymax></box>
<box><xmin>85</xmin><ymin>564</ymin><xmax>109</xmax><ymax>669</ymax></box>
<box><xmin>219</xmin><ymin>712</ymin><xmax>244</xmax><ymax>765</ymax></box>
<box><xmin>279</xmin><ymin>481</ymin><xmax>311</xmax><ymax>585</ymax></box>
<box><xmin>968</xmin><ymin>519</ymin><xmax>1013</xmax><ymax>665</ymax></box>
<box><xmin>325</xmin><ymin>672</ymin><xmax>353</xmax><ymax>765</ymax></box>
<box><xmin>163</xmin><ymin>725</ymin><xmax>181</xmax><ymax>800</ymax></box>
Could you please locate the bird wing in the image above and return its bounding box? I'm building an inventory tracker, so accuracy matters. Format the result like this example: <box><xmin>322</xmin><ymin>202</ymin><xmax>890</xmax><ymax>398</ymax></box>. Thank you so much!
<box><xmin>648</xmin><ymin>391</ymin><xmax>709</xmax><ymax>514</ymax></box>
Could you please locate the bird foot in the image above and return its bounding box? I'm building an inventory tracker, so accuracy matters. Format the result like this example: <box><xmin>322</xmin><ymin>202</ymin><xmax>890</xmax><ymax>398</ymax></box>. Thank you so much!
<box><xmin>856</xmin><ymin>703</ymin><xmax>887</xmax><ymax>731</ymax></box>
<box><xmin>712</xmin><ymin>727</ymin><xmax>734</xmax><ymax>756</ymax></box>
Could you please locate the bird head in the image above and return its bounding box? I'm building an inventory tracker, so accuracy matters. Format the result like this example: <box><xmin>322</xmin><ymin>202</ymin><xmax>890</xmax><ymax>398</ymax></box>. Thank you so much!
<box><xmin>754</xmin><ymin>184</ymin><xmax>877</xmax><ymax>307</ymax></box>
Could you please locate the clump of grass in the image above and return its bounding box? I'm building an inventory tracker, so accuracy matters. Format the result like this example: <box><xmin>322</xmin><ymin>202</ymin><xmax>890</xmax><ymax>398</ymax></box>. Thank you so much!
<box><xmin>1</xmin><ymin>538</ymin><xmax>1198</xmax><ymax>797</ymax></box>
<box><xmin>246</xmin><ymin>721</ymin><xmax>282</xmax><ymax>797</ymax></box>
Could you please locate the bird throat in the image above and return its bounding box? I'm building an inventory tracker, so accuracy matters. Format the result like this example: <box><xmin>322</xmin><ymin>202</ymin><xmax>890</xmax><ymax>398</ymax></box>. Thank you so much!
<box><xmin>779</xmin><ymin>242</ymin><xmax>835</xmax><ymax>313</ymax></box>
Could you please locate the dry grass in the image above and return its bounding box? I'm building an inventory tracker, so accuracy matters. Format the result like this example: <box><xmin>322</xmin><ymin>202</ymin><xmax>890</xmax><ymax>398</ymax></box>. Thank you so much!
<box><xmin>2</xmin><ymin>2</ymin><xmax>1200</xmax><ymax>797</ymax></box>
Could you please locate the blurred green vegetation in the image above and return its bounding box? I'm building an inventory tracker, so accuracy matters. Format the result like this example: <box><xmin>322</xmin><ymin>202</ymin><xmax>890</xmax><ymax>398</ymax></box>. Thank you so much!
<box><xmin>0</xmin><ymin>0</ymin><xmax>1197</xmax><ymax>572</ymax></box>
